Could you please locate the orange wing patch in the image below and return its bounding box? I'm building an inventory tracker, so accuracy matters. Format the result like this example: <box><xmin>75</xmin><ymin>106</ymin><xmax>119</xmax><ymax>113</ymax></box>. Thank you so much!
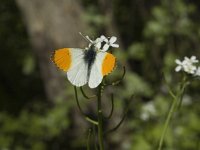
<box><xmin>102</xmin><ymin>53</ymin><xmax>116</xmax><ymax>76</ymax></box>
<box><xmin>52</xmin><ymin>48</ymin><xmax>71</xmax><ymax>71</ymax></box>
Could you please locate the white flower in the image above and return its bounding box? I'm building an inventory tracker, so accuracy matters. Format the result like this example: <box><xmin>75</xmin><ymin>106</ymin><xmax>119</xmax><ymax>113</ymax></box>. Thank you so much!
<box><xmin>195</xmin><ymin>67</ymin><xmax>200</xmax><ymax>76</ymax></box>
<box><xmin>80</xmin><ymin>33</ymin><xmax>119</xmax><ymax>51</ymax></box>
<box><xmin>175</xmin><ymin>56</ymin><xmax>199</xmax><ymax>75</ymax></box>
<box><xmin>101</xmin><ymin>35</ymin><xmax>119</xmax><ymax>51</ymax></box>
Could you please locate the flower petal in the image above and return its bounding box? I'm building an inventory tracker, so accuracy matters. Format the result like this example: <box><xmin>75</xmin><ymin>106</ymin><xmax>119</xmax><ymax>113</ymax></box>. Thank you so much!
<box><xmin>195</xmin><ymin>67</ymin><xmax>200</xmax><ymax>76</ymax></box>
<box><xmin>95</xmin><ymin>42</ymin><xmax>101</xmax><ymax>49</ymax></box>
<box><xmin>102</xmin><ymin>44</ymin><xmax>110</xmax><ymax>51</ymax></box>
<box><xmin>191</xmin><ymin>56</ymin><xmax>196</xmax><ymax>60</ymax></box>
<box><xmin>109</xmin><ymin>36</ymin><xmax>117</xmax><ymax>44</ymax></box>
<box><xmin>184</xmin><ymin>57</ymin><xmax>189</xmax><ymax>61</ymax></box>
<box><xmin>175</xmin><ymin>66</ymin><xmax>182</xmax><ymax>72</ymax></box>
<box><xmin>175</xmin><ymin>59</ymin><xmax>182</xmax><ymax>65</ymax></box>
<box><xmin>101</xmin><ymin>35</ymin><xmax>108</xmax><ymax>42</ymax></box>
<box><xmin>191</xmin><ymin>56</ymin><xmax>198</xmax><ymax>63</ymax></box>
<box><xmin>111</xmin><ymin>43</ymin><xmax>119</xmax><ymax>48</ymax></box>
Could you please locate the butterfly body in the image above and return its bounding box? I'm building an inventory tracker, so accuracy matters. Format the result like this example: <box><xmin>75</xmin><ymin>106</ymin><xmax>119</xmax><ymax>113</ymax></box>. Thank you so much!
<box><xmin>84</xmin><ymin>45</ymin><xmax>97</xmax><ymax>79</ymax></box>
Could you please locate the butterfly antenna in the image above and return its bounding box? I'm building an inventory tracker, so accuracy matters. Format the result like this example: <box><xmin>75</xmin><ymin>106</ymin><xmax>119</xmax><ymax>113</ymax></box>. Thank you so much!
<box><xmin>79</xmin><ymin>32</ymin><xmax>93</xmax><ymax>43</ymax></box>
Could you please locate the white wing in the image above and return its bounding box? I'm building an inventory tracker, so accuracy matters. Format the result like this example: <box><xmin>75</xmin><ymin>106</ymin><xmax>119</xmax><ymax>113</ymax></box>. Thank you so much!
<box><xmin>88</xmin><ymin>52</ymin><xmax>106</xmax><ymax>88</ymax></box>
<box><xmin>67</xmin><ymin>48</ymin><xmax>88</xmax><ymax>87</ymax></box>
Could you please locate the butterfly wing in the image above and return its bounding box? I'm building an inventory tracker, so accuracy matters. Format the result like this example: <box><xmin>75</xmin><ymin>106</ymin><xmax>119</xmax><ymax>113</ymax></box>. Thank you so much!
<box><xmin>51</xmin><ymin>48</ymin><xmax>72</xmax><ymax>71</ymax></box>
<box><xmin>88</xmin><ymin>52</ymin><xmax>116</xmax><ymax>88</ymax></box>
<box><xmin>52</xmin><ymin>48</ymin><xmax>88</xmax><ymax>87</ymax></box>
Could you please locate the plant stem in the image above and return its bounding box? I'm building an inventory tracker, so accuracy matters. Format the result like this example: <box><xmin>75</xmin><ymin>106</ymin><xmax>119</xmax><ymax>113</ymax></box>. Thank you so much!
<box><xmin>87</xmin><ymin>128</ymin><xmax>92</xmax><ymax>150</ymax></box>
<box><xmin>97</xmin><ymin>83</ymin><xmax>104</xmax><ymax>150</ymax></box>
<box><xmin>74</xmin><ymin>87</ymin><xmax>98</xmax><ymax>125</ymax></box>
<box><xmin>158</xmin><ymin>95</ymin><xmax>178</xmax><ymax>150</ymax></box>
<box><xmin>158</xmin><ymin>78</ymin><xmax>187</xmax><ymax>150</ymax></box>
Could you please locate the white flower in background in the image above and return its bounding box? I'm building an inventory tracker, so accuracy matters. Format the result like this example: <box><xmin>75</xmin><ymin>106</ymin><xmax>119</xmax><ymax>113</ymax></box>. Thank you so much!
<box><xmin>182</xmin><ymin>95</ymin><xmax>192</xmax><ymax>106</ymax></box>
<box><xmin>175</xmin><ymin>56</ymin><xmax>199</xmax><ymax>75</ymax></box>
<box><xmin>100</xmin><ymin>35</ymin><xmax>119</xmax><ymax>51</ymax></box>
<box><xmin>140</xmin><ymin>102</ymin><xmax>157</xmax><ymax>121</ymax></box>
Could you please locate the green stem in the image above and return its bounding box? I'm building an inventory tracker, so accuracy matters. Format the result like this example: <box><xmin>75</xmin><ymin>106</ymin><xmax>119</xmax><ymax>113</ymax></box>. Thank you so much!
<box><xmin>104</xmin><ymin>94</ymin><xmax>114</xmax><ymax>119</ymax></box>
<box><xmin>158</xmin><ymin>96</ymin><xmax>178</xmax><ymax>150</ymax></box>
<box><xmin>158</xmin><ymin>78</ymin><xmax>187</xmax><ymax>150</ymax></box>
<box><xmin>92</xmin><ymin>125</ymin><xmax>98</xmax><ymax>150</ymax></box>
<box><xmin>86</xmin><ymin>117</ymin><xmax>98</xmax><ymax>125</ymax></box>
<box><xmin>97</xmin><ymin>83</ymin><xmax>104</xmax><ymax>150</ymax></box>
<box><xmin>177</xmin><ymin>76</ymin><xmax>187</xmax><ymax>110</ymax></box>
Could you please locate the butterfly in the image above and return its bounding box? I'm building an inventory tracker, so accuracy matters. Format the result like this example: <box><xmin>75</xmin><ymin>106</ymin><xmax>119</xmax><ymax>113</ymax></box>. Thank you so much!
<box><xmin>51</xmin><ymin>33</ymin><xmax>119</xmax><ymax>88</ymax></box>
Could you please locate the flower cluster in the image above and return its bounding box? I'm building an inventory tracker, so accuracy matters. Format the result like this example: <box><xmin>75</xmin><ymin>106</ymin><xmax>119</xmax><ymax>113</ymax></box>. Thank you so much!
<box><xmin>85</xmin><ymin>34</ymin><xmax>119</xmax><ymax>51</ymax></box>
<box><xmin>175</xmin><ymin>56</ymin><xmax>200</xmax><ymax>76</ymax></box>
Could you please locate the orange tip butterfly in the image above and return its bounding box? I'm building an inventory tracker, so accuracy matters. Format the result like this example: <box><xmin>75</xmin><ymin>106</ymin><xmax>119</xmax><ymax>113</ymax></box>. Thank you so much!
<box><xmin>51</xmin><ymin>33</ymin><xmax>119</xmax><ymax>88</ymax></box>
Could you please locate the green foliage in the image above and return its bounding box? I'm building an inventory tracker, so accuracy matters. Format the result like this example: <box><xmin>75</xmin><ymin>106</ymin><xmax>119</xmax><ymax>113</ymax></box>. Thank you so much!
<box><xmin>82</xmin><ymin>4</ymin><xmax>106</xmax><ymax>37</ymax></box>
<box><xmin>124</xmin><ymin>72</ymin><xmax>153</xmax><ymax>97</ymax></box>
<box><xmin>0</xmin><ymin>101</ymin><xmax>71</xmax><ymax>150</ymax></box>
<box><xmin>127</xmin><ymin>43</ymin><xmax>146</xmax><ymax>60</ymax></box>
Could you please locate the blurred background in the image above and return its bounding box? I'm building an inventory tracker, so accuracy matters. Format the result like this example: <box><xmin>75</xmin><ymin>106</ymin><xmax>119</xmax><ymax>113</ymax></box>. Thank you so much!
<box><xmin>0</xmin><ymin>0</ymin><xmax>199</xmax><ymax>149</ymax></box>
